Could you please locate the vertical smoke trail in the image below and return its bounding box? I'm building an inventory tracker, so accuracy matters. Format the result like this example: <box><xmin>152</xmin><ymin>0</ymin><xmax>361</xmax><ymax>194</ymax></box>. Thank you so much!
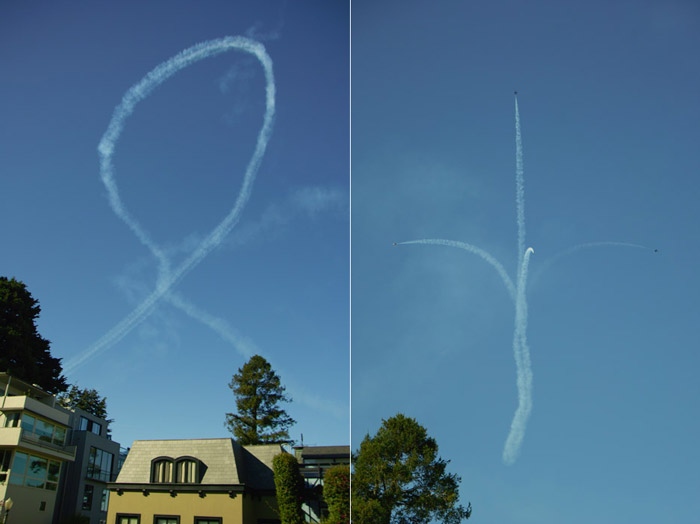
<box><xmin>398</xmin><ymin>94</ymin><xmax>535</xmax><ymax>464</ymax></box>
<box><xmin>503</xmin><ymin>246</ymin><xmax>534</xmax><ymax>465</ymax></box>
<box><xmin>64</xmin><ymin>37</ymin><xmax>275</xmax><ymax>373</ymax></box>
<box><xmin>514</xmin><ymin>95</ymin><xmax>526</xmax><ymax>268</ymax></box>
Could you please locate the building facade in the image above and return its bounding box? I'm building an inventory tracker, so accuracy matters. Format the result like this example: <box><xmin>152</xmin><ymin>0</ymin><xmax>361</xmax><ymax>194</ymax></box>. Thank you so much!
<box><xmin>294</xmin><ymin>445</ymin><xmax>350</xmax><ymax>522</ymax></box>
<box><xmin>107</xmin><ymin>439</ymin><xmax>283</xmax><ymax>524</ymax></box>
<box><xmin>56</xmin><ymin>406</ymin><xmax>122</xmax><ymax>524</ymax></box>
<box><xmin>0</xmin><ymin>373</ymin><xmax>76</xmax><ymax>524</ymax></box>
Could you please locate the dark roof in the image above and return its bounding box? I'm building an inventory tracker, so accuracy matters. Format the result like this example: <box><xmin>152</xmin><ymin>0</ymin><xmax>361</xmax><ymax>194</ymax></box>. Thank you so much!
<box><xmin>298</xmin><ymin>445</ymin><xmax>350</xmax><ymax>459</ymax></box>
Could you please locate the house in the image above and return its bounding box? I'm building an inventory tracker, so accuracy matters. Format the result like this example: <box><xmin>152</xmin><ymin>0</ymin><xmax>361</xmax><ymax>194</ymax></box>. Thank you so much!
<box><xmin>106</xmin><ymin>438</ymin><xmax>284</xmax><ymax>524</ymax></box>
<box><xmin>55</xmin><ymin>405</ymin><xmax>122</xmax><ymax>524</ymax></box>
<box><xmin>294</xmin><ymin>445</ymin><xmax>350</xmax><ymax>522</ymax></box>
<box><xmin>0</xmin><ymin>373</ymin><xmax>76</xmax><ymax>524</ymax></box>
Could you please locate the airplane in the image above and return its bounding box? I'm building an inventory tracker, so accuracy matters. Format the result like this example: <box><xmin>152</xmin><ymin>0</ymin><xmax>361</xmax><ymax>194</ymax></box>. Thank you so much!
<box><xmin>392</xmin><ymin>242</ymin><xmax>398</xmax><ymax>246</ymax></box>
<box><xmin>514</xmin><ymin>90</ymin><xmax>518</xmax><ymax>95</ymax></box>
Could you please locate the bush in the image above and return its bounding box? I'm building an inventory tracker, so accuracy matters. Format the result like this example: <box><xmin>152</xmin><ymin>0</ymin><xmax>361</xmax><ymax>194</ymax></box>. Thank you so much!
<box><xmin>323</xmin><ymin>464</ymin><xmax>350</xmax><ymax>524</ymax></box>
<box><xmin>273</xmin><ymin>452</ymin><xmax>305</xmax><ymax>524</ymax></box>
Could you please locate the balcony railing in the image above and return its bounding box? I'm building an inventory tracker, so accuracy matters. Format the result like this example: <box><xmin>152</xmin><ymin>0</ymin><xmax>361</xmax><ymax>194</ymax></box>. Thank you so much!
<box><xmin>19</xmin><ymin>429</ymin><xmax>77</xmax><ymax>460</ymax></box>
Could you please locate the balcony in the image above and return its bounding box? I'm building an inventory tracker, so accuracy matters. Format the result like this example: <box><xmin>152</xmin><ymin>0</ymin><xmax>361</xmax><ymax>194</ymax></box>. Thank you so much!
<box><xmin>0</xmin><ymin>395</ymin><xmax>70</xmax><ymax>425</ymax></box>
<box><xmin>0</xmin><ymin>426</ymin><xmax>76</xmax><ymax>461</ymax></box>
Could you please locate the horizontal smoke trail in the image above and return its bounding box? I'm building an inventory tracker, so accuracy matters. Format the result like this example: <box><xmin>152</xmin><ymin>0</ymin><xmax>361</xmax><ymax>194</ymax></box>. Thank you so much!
<box><xmin>398</xmin><ymin>239</ymin><xmax>516</xmax><ymax>301</ymax></box>
<box><xmin>65</xmin><ymin>37</ymin><xmax>275</xmax><ymax>374</ymax></box>
<box><xmin>530</xmin><ymin>241</ymin><xmax>650</xmax><ymax>289</ymax></box>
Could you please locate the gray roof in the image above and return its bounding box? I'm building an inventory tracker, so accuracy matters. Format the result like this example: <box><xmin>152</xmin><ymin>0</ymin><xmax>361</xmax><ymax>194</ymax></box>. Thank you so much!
<box><xmin>115</xmin><ymin>438</ymin><xmax>284</xmax><ymax>489</ymax></box>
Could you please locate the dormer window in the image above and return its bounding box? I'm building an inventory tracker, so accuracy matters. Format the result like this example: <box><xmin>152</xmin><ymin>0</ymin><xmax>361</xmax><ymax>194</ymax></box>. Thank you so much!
<box><xmin>175</xmin><ymin>458</ymin><xmax>198</xmax><ymax>483</ymax></box>
<box><xmin>151</xmin><ymin>456</ymin><xmax>201</xmax><ymax>483</ymax></box>
<box><xmin>152</xmin><ymin>458</ymin><xmax>174</xmax><ymax>483</ymax></box>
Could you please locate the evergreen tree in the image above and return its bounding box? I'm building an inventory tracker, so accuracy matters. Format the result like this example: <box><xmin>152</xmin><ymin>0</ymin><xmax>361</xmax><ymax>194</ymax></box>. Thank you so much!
<box><xmin>0</xmin><ymin>276</ymin><xmax>67</xmax><ymax>394</ymax></box>
<box><xmin>58</xmin><ymin>385</ymin><xmax>114</xmax><ymax>434</ymax></box>
<box><xmin>225</xmin><ymin>354</ymin><xmax>295</xmax><ymax>444</ymax></box>
<box><xmin>352</xmin><ymin>413</ymin><xmax>472</xmax><ymax>524</ymax></box>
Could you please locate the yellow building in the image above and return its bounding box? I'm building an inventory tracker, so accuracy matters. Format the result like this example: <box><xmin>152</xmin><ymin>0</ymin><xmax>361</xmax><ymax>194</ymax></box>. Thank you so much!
<box><xmin>107</xmin><ymin>438</ymin><xmax>283</xmax><ymax>524</ymax></box>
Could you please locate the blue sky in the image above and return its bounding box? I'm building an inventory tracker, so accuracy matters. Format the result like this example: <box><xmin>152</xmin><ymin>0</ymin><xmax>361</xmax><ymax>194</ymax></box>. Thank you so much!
<box><xmin>1</xmin><ymin>1</ymin><xmax>348</xmax><ymax>449</ymax></box>
<box><xmin>352</xmin><ymin>1</ymin><xmax>700</xmax><ymax>523</ymax></box>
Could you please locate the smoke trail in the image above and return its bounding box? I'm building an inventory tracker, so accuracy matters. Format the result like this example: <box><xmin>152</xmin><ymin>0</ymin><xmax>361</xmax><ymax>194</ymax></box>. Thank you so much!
<box><xmin>399</xmin><ymin>94</ymin><xmax>535</xmax><ymax>465</ymax></box>
<box><xmin>165</xmin><ymin>291</ymin><xmax>258</xmax><ymax>358</ymax></box>
<box><xmin>503</xmin><ymin>246</ymin><xmax>534</xmax><ymax>465</ymax></box>
<box><xmin>398</xmin><ymin>239</ymin><xmax>516</xmax><ymax>301</ymax></box>
<box><xmin>515</xmin><ymin>96</ymin><xmax>526</xmax><ymax>270</ymax></box>
<box><xmin>530</xmin><ymin>241</ymin><xmax>650</xmax><ymax>289</ymax></box>
<box><xmin>64</xmin><ymin>37</ymin><xmax>275</xmax><ymax>373</ymax></box>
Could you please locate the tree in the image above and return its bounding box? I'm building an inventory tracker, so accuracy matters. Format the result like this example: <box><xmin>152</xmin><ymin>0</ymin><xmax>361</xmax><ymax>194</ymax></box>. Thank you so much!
<box><xmin>58</xmin><ymin>385</ymin><xmax>114</xmax><ymax>434</ymax></box>
<box><xmin>323</xmin><ymin>464</ymin><xmax>350</xmax><ymax>524</ymax></box>
<box><xmin>272</xmin><ymin>452</ymin><xmax>305</xmax><ymax>524</ymax></box>
<box><xmin>352</xmin><ymin>413</ymin><xmax>472</xmax><ymax>524</ymax></box>
<box><xmin>225</xmin><ymin>354</ymin><xmax>295</xmax><ymax>444</ymax></box>
<box><xmin>0</xmin><ymin>276</ymin><xmax>67</xmax><ymax>394</ymax></box>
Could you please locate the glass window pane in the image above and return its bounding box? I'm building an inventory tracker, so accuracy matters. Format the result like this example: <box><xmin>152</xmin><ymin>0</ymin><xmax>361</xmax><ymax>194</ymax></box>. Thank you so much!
<box><xmin>27</xmin><ymin>455</ymin><xmax>47</xmax><ymax>479</ymax></box>
<box><xmin>53</xmin><ymin>426</ymin><xmax>66</xmax><ymax>445</ymax></box>
<box><xmin>48</xmin><ymin>460</ymin><xmax>61</xmax><ymax>482</ymax></box>
<box><xmin>35</xmin><ymin>419</ymin><xmax>54</xmax><ymax>442</ymax></box>
<box><xmin>21</xmin><ymin>414</ymin><xmax>35</xmax><ymax>432</ymax></box>
<box><xmin>101</xmin><ymin>488</ymin><xmax>110</xmax><ymax>511</ymax></box>
<box><xmin>11</xmin><ymin>451</ymin><xmax>28</xmax><ymax>475</ymax></box>
<box><xmin>25</xmin><ymin>476</ymin><xmax>45</xmax><ymax>488</ymax></box>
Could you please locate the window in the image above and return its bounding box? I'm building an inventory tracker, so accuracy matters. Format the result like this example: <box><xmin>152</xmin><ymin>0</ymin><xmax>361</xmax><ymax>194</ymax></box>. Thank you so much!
<box><xmin>195</xmin><ymin>519</ymin><xmax>222</xmax><ymax>524</ymax></box>
<box><xmin>154</xmin><ymin>517</ymin><xmax>179</xmax><ymax>524</ymax></box>
<box><xmin>9</xmin><ymin>451</ymin><xmax>61</xmax><ymax>491</ymax></box>
<box><xmin>88</xmin><ymin>447</ymin><xmax>114</xmax><ymax>482</ymax></box>
<box><xmin>79</xmin><ymin>416</ymin><xmax>102</xmax><ymax>435</ymax></box>
<box><xmin>175</xmin><ymin>458</ymin><xmax>197</xmax><ymax>483</ymax></box>
<box><xmin>83</xmin><ymin>484</ymin><xmax>94</xmax><ymax>510</ymax></box>
<box><xmin>0</xmin><ymin>450</ymin><xmax>11</xmax><ymax>482</ymax></box>
<box><xmin>100</xmin><ymin>488</ymin><xmax>110</xmax><ymax>512</ymax></box>
<box><xmin>117</xmin><ymin>515</ymin><xmax>140</xmax><ymax>524</ymax></box>
<box><xmin>20</xmin><ymin>413</ymin><xmax>66</xmax><ymax>445</ymax></box>
<box><xmin>152</xmin><ymin>458</ymin><xmax>174</xmax><ymax>483</ymax></box>
<box><xmin>3</xmin><ymin>411</ymin><xmax>20</xmax><ymax>427</ymax></box>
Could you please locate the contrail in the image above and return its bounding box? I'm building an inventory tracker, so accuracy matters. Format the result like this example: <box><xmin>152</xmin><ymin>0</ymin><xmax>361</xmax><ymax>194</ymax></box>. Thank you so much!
<box><xmin>530</xmin><ymin>241</ymin><xmax>651</xmax><ymax>289</ymax></box>
<box><xmin>397</xmin><ymin>94</ymin><xmax>534</xmax><ymax>464</ymax></box>
<box><xmin>398</xmin><ymin>95</ymin><xmax>648</xmax><ymax>464</ymax></box>
<box><xmin>65</xmin><ymin>36</ymin><xmax>275</xmax><ymax>373</ymax></box>
<box><xmin>503</xmin><ymin>246</ymin><xmax>534</xmax><ymax>465</ymax></box>
<box><xmin>398</xmin><ymin>239</ymin><xmax>516</xmax><ymax>301</ymax></box>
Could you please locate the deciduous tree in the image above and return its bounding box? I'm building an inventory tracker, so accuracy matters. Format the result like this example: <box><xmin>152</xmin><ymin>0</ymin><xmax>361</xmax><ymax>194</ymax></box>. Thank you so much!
<box><xmin>0</xmin><ymin>276</ymin><xmax>67</xmax><ymax>394</ymax></box>
<box><xmin>225</xmin><ymin>354</ymin><xmax>295</xmax><ymax>444</ymax></box>
<box><xmin>352</xmin><ymin>413</ymin><xmax>472</xmax><ymax>524</ymax></box>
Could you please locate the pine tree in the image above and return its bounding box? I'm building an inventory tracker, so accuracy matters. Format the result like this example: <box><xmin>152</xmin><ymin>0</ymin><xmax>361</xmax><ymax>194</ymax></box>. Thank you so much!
<box><xmin>0</xmin><ymin>276</ymin><xmax>67</xmax><ymax>394</ymax></box>
<box><xmin>58</xmin><ymin>385</ymin><xmax>114</xmax><ymax>434</ymax></box>
<box><xmin>225</xmin><ymin>354</ymin><xmax>295</xmax><ymax>444</ymax></box>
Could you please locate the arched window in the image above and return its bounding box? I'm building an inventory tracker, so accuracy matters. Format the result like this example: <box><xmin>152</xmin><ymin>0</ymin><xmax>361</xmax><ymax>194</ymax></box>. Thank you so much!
<box><xmin>151</xmin><ymin>457</ymin><xmax>174</xmax><ymax>483</ymax></box>
<box><xmin>175</xmin><ymin>457</ymin><xmax>198</xmax><ymax>483</ymax></box>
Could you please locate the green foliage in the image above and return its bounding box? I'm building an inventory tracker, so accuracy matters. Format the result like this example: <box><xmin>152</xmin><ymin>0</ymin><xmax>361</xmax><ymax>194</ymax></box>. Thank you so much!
<box><xmin>58</xmin><ymin>385</ymin><xmax>114</xmax><ymax>434</ymax></box>
<box><xmin>323</xmin><ymin>464</ymin><xmax>350</xmax><ymax>524</ymax></box>
<box><xmin>225</xmin><ymin>355</ymin><xmax>295</xmax><ymax>445</ymax></box>
<box><xmin>0</xmin><ymin>276</ymin><xmax>67</xmax><ymax>394</ymax></box>
<box><xmin>273</xmin><ymin>452</ymin><xmax>305</xmax><ymax>524</ymax></box>
<box><xmin>352</xmin><ymin>413</ymin><xmax>471</xmax><ymax>524</ymax></box>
